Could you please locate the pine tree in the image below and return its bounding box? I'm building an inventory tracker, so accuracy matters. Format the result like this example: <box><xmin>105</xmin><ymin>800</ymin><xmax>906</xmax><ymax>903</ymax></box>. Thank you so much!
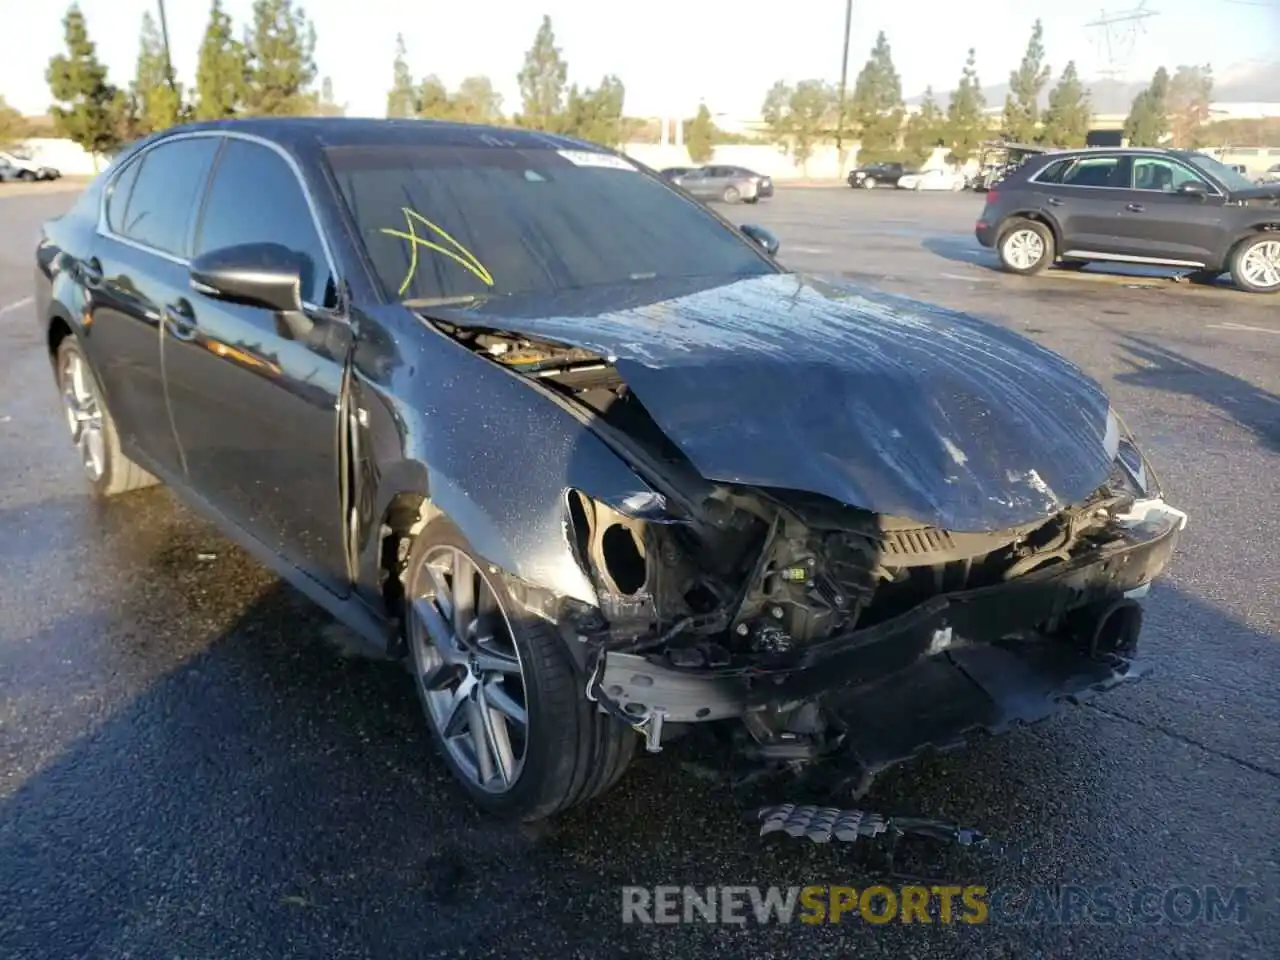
<box><xmin>1040</xmin><ymin>60</ymin><xmax>1090</xmax><ymax>147</ymax></box>
<box><xmin>685</xmin><ymin>103</ymin><xmax>715</xmax><ymax>163</ymax></box>
<box><xmin>386</xmin><ymin>33</ymin><xmax>416</xmax><ymax>119</ymax></box>
<box><xmin>945</xmin><ymin>48</ymin><xmax>987</xmax><ymax>165</ymax></box>
<box><xmin>564</xmin><ymin>75</ymin><xmax>625</xmax><ymax>146</ymax></box>
<box><xmin>46</xmin><ymin>5</ymin><xmax>123</xmax><ymax>158</ymax></box>
<box><xmin>1124</xmin><ymin>67</ymin><xmax>1170</xmax><ymax>146</ymax></box>
<box><xmin>452</xmin><ymin>76</ymin><xmax>503</xmax><ymax>125</ymax></box>
<box><xmin>1167</xmin><ymin>65</ymin><xmax>1213</xmax><ymax>148</ymax></box>
<box><xmin>133</xmin><ymin>11</ymin><xmax>182</xmax><ymax>134</ymax></box>
<box><xmin>194</xmin><ymin>0</ymin><xmax>247</xmax><ymax>120</ymax></box>
<box><xmin>517</xmin><ymin>15</ymin><xmax>568</xmax><ymax>131</ymax></box>
<box><xmin>902</xmin><ymin>87</ymin><xmax>943</xmax><ymax>166</ymax></box>
<box><xmin>850</xmin><ymin>31</ymin><xmax>904</xmax><ymax>164</ymax></box>
<box><xmin>243</xmin><ymin>0</ymin><xmax>317</xmax><ymax>116</ymax></box>
<box><xmin>1002</xmin><ymin>19</ymin><xmax>1051</xmax><ymax>143</ymax></box>
<box><xmin>0</xmin><ymin>95</ymin><xmax>31</xmax><ymax>149</ymax></box>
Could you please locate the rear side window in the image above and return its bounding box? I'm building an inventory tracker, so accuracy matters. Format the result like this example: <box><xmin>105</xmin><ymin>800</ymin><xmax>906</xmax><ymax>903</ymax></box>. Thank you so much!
<box><xmin>193</xmin><ymin>138</ymin><xmax>335</xmax><ymax>308</ymax></box>
<box><xmin>117</xmin><ymin>137</ymin><xmax>220</xmax><ymax>256</ymax></box>
<box><xmin>105</xmin><ymin>157</ymin><xmax>142</xmax><ymax>233</ymax></box>
<box><xmin>1060</xmin><ymin>156</ymin><xmax>1121</xmax><ymax>188</ymax></box>
<box><xmin>1031</xmin><ymin>158</ymin><xmax>1073</xmax><ymax>183</ymax></box>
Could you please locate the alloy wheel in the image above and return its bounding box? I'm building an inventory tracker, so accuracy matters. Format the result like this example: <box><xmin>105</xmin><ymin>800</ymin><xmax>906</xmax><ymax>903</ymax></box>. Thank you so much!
<box><xmin>409</xmin><ymin>545</ymin><xmax>529</xmax><ymax>793</ymax></box>
<box><xmin>1003</xmin><ymin>229</ymin><xmax>1045</xmax><ymax>270</ymax></box>
<box><xmin>1240</xmin><ymin>239</ymin><xmax>1280</xmax><ymax>290</ymax></box>
<box><xmin>60</xmin><ymin>351</ymin><xmax>105</xmax><ymax>482</ymax></box>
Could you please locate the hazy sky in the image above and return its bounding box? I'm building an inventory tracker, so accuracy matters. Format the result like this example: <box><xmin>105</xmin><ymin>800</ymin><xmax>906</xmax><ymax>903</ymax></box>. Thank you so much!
<box><xmin>3</xmin><ymin>0</ymin><xmax>1277</xmax><ymax>120</ymax></box>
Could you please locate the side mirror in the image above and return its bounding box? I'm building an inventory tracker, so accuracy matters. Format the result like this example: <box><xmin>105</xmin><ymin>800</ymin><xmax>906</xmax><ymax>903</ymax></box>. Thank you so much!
<box><xmin>189</xmin><ymin>242</ymin><xmax>304</xmax><ymax>313</ymax></box>
<box><xmin>1176</xmin><ymin>181</ymin><xmax>1207</xmax><ymax>198</ymax></box>
<box><xmin>740</xmin><ymin>223</ymin><xmax>780</xmax><ymax>257</ymax></box>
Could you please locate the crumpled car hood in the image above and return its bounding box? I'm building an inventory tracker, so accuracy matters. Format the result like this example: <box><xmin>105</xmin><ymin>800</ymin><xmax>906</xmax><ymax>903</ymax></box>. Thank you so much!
<box><xmin>428</xmin><ymin>273</ymin><xmax>1115</xmax><ymax>533</ymax></box>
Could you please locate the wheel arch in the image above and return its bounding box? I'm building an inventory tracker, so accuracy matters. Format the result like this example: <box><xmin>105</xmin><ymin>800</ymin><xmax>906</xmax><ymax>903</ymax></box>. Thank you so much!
<box><xmin>998</xmin><ymin>210</ymin><xmax>1062</xmax><ymax>250</ymax></box>
<box><xmin>1223</xmin><ymin>222</ymin><xmax>1280</xmax><ymax>265</ymax></box>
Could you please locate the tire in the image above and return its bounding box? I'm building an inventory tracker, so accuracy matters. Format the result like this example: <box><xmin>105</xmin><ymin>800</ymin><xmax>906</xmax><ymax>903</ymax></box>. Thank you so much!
<box><xmin>54</xmin><ymin>337</ymin><xmax>158</xmax><ymax>499</ymax></box>
<box><xmin>18</xmin><ymin>170</ymin><xmax>35</xmax><ymax>182</ymax></box>
<box><xmin>862</xmin><ymin>177</ymin><xmax>877</xmax><ymax>190</ymax></box>
<box><xmin>404</xmin><ymin>516</ymin><xmax>635</xmax><ymax>820</ymax></box>
<box><xmin>722</xmin><ymin>186</ymin><xmax>741</xmax><ymax>203</ymax></box>
<box><xmin>997</xmin><ymin>218</ymin><xmax>1055</xmax><ymax>275</ymax></box>
<box><xmin>1228</xmin><ymin>234</ymin><xmax>1280</xmax><ymax>294</ymax></box>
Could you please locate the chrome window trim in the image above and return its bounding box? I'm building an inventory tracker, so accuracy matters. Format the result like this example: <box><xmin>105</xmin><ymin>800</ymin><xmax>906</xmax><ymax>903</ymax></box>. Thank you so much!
<box><xmin>1027</xmin><ymin>151</ymin><xmax>1224</xmax><ymax>197</ymax></box>
<box><xmin>95</xmin><ymin>129</ymin><xmax>342</xmax><ymax>312</ymax></box>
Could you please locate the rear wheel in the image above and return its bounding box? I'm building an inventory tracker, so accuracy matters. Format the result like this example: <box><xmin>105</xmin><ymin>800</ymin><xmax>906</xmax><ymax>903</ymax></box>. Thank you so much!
<box><xmin>1229</xmin><ymin>235</ymin><xmax>1280</xmax><ymax>293</ymax></box>
<box><xmin>997</xmin><ymin>218</ymin><xmax>1054</xmax><ymax>275</ymax></box>
<box><xmin>404</xmin><ymin>517</ymin><xmax>635</xmax><ymax>820</ymax></box>
<box><xmin>55</xmin><ymin>337</ymin><xmax>158</xmax><ymax>499</ymax></box>
<box><xmin>722</xmin><ymin>185</ymin><xmax>741</xmax><ymax>203</ymax></box>
<box><xmin>862</xmin><ymin>177</ymin><xmax>877</xmax><ymax>189</ymax></box>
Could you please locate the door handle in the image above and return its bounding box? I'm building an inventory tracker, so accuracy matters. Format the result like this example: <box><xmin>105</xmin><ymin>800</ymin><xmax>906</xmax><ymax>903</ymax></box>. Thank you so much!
<box><xmin>164</xmin><ymin>298</ymin><xmax>198</xmax><ymax>341</ymax></box>
<box><xmin>80</xmin><ymin>257</ymin><xmax>103</xmax><ymax>288</ymax></box>
<box><xmin>1046</xmin><ymin>197</ymin><xmax>1064</xmax><ymax>206</ymax></box>
<box><xmin>1126</xmin><ymin>202</ymin><xmax>1145</xmax><ymax>212</ymax></box>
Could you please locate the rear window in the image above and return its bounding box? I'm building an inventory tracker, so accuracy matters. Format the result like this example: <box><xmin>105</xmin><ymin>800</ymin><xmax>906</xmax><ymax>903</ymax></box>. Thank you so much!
<box><xmin>325</xmin><ymin>145</ymin><xmax>773</xmax><ymax>302</ymax></box>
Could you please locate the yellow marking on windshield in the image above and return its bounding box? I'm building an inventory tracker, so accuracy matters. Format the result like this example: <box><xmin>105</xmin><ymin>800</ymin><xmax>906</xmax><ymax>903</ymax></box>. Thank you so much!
<box><xmin>379</xmin><ymin>207</ymin><xmax>494</xmax><ymax>295</ymax></box>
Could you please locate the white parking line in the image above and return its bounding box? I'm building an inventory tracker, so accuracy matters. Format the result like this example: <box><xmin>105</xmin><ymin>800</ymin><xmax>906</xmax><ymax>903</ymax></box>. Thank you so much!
<box><xmin>790</xmin><ymin>245</ymin><xmax>829</xmax><ymax>254</ymax></box>
<box><xmin>940</xmin><ymin>271</ymin><xmax>992</xmax><ymax>282</ymax></box>
<box><xmin>0</xmin><ymin>296</ymin><xmax>33</xmax><ymax>318</ymax></box>
<box><xmin>1206</xmin><ymin>322</ymin><xmax>1280</xmax><ymax>336</ymax></box>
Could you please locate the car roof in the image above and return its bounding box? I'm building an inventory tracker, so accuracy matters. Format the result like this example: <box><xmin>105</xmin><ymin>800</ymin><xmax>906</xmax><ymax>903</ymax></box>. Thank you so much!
<box><xmin>134</xmin><ymin>116</ymin><xmax>610</xmax><ymax>155</ymax></box>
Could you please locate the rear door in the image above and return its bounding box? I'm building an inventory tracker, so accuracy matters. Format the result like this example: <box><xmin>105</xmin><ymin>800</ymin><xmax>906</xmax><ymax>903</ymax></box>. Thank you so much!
<box><xmin>163</xmin><ymin>135</ymin><xmax>352</xmax><ymax>593</ymax></box>
<box><xmin>1027</xmin><ymin>153</ymin><xmax>1130</xmax><ymax>253</ymax></box>
<box><xmin>1110</xmin><ymin>154</ymin><xmax>1228</xmax><ymax>265</ymax></box>
<box><xmin>86</xmin><ymin>135</ymin><xmax>221</xmax><ymax>478</ymax></box>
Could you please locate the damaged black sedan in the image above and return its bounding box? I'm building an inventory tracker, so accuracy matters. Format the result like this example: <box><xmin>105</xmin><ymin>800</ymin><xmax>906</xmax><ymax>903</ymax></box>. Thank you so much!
<box><xmin>35</xmin><ymin>118</ymin><xmax>1187</xmax><ymax>820</ymax></box>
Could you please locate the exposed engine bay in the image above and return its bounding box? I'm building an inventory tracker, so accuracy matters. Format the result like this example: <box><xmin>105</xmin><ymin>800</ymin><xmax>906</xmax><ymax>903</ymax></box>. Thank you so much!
<box><xmin>438</xmin><ymin>322</ymin><xmax>1160</xmax><ymax>661</ymax></box>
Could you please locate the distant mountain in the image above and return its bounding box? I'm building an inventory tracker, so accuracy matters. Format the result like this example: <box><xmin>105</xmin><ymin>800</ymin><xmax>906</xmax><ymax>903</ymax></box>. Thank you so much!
<box><xmin>908</xmin><ymin>60</ymin><xmax>1280</xmax><ymax>115</ymax></box>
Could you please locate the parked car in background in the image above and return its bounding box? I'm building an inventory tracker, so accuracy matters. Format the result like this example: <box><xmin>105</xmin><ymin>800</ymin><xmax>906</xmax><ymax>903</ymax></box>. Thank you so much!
<box><xmin>35</xmin><ymin>117</ymin><xmax>1185</xmax><ymax>821</ymax></box>
<box><xmin>670</xmin><ymin>165</ymin><xmax>771</xmax><ymax>203</ymax></box>
<box><xmin>659</xmin><ymin>166</ymin><xmax>695</xmax><ymax>179</ymax></box>
<box><xmin>976</xmin><ymin>146</ymin><xmax>1280</xmax><ymax>293</ymax></box>
<box><xmin>0</xmin><ymin>150</ymin><xmax>61</xmax><ymax>182</ymax></box>
<box><xmin>1259</xmin><ymin>163</ymin><xmax>1280</xmax><ymax>184</ymax></box>
<box><xmin>897</xmin><ymin>168</ymin><xmax>967</xmax><ymax>192</ymax></box>
<box><xmin>847</xmin><ymin>161</ymin><xmax>913</xmax><ymax>189</ymax></box>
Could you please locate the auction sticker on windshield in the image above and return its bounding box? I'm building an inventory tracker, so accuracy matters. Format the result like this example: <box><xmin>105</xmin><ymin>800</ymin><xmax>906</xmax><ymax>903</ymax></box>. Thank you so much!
<box><xmin>556</xmin><ymin>149</ymin><xmax>637</xmax><ymax>171</ymax></box>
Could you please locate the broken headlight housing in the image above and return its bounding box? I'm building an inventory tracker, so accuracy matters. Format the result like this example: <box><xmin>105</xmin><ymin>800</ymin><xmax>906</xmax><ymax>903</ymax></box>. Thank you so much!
<box><xmin>1104</xmin><ymin>407</ymin><xmax>1161</xmax><ymax>500</ymax></box>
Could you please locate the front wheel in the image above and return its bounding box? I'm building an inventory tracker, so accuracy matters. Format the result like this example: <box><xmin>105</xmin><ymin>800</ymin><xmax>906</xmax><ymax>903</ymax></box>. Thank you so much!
<box><xmin>997</xmin><ymin>218</ymin><xmax>1055</xmax><ymax>275</ymax></box>
<box><xmin>404</xmin><ymin>517</ymin><xmax>635</xmax><ymax>820</ymax></box>
<box><xmin>55</xmin><ymin>337</ymin><xmax>158</xmax><ymax>498</ymax></box>
<box><xmin>1229</xmin><ymin>235</ymin><xmax>1280</xmax><ymax>293</ymax></box>
<box><xmin>862</xmin><ymin>177</ymin><xmax>877</xmax><ymax>189</ymax></box>
<box><xmin>18</xmin><ymin>170</ymin><xmax>35</xmax><ymax>182</ymax></box>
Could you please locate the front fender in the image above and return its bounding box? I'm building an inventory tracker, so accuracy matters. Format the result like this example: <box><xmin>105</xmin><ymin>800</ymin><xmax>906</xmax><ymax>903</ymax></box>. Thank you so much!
<box><xmin>354</xmin><ymin>306</ymin><xmax>661</xmax><ymax>608</ymax></box>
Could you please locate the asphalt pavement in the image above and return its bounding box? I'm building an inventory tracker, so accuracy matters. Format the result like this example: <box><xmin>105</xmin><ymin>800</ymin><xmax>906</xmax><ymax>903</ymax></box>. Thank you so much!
<box><xmin>1</xmin><ymin>186</ymin><xmax>1277</xmax><ymax>959</ymax></box>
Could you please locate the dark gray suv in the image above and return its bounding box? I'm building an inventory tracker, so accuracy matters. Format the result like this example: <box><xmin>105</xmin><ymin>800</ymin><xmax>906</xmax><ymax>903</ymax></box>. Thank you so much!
<box><xmin>975</xmin><ymin>147</ymin><xmax>1280</xmax><ymax>293</ymax></box>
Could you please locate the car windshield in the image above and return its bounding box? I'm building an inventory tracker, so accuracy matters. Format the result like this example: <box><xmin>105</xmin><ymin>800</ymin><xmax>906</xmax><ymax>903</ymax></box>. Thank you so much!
<box><xmin>1186</xmin><ymin>154</ymin><xmax>1256</xmax><ymax>191</ymax></box>
<box><xmin>325</xmin><ymin>144</ymin><xmax>774</xmax><ymax>302</ymax></box>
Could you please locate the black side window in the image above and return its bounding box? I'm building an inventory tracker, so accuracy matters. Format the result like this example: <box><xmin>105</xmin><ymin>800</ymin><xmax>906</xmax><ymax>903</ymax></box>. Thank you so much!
<box><xmin>1032</xmin><ymin>158</ymin><xmax>1073</xmax><ymax>184</ymax></box>
<box><xmin>1060</xmin><ymin>156</ymin><xmax>1121</xmax><ymax>188</ymax></box>
<box><xmin>105</xmin><ymin>156</ymin><xmax>142</xmax><ymax>232</ymax></box>
<box><xmin>194</xmin><ymin>139</ymin><xmax>335</xmax><ymax>307</ymax></box>
<box><xmin>118</xmin><ymin>138</ymin><xmax>220</xmax><ymax>256</ymax></box>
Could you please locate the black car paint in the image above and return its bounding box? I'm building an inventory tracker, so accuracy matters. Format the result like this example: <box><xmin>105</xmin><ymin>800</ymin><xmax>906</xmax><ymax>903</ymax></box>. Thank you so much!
<box><xmin>35</xmin><ymin>118</ymin><xmax>1143</xmax><ymax>670</ymax></box>
<box><xmin>424</xmin><ymin>273</ymin><xmax>1115</xmax><ymax>534</ymax></box>
<box><xmin>976</xmin><ymin>148</ymin><xmax>1280</xmax><ymax>270</ymax></box>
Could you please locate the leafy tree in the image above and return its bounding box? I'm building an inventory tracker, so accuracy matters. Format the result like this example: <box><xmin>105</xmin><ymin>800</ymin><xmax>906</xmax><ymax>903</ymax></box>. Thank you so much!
<box><xmin>1124</xmin><ymin>66</ymin><xmax>1169</xmax><ymax>146</ymax></box>
<box><xmin>243</xmin><ymin>0</ymin><xmax>317</xmax><ymax>116</ymax></box>
<box><xmin>517</xmin><ymin>14</ymin><xmax>568</xmax><ymax>132</ymax></box>
<box><xmin>195</xmin><ymin>0</ymin><xmax>247</xmax><ymax>120</ymax></box>
<box><xmin>0</xmin><ymin>95</ymin><xmax>31</xmax><ymax>149</ymax></box>
<box><xmin>902</xmin><ymin>87</ymin><xmax>943</xmax><ymax>166</ymax></box>
<box><xmin>386</xmin><ymin>33</ymin><xmax>416</xmax><ymax>119</ymax></box>
<box><xmin>1002</xmin><ymin>18</ymin><xmax>1050</xmax><ymax>143</ymax></box>
<box><xmin>417</xmin><ymin>75</ymin><xmax>453</xmax><ymax>120</ymax></box>
<box><xmin>564</xmin><ymin>75</ymin><xmax>625</xmax><ymax>146</ymax></box>
<box><xmin>944</xmin><ymin>48</ymin><xmax>987</xmax><ymax>165</ymax></box>
<box><xmin>452</xmin><ymin>76</ymin><xmax>503</xmax><ymax>124</ymax></box>
<box><xmin>849</xmin><ymin>31</ymin><xmax>904</xmax><ymax>164</ymax></box>
<box><xmin>133</xmin><ymin>11</ymin><xmax>183</xmax><ymax>134</ymax></box>
<box><xmin>46</xmin><ymin>5</ymin><xmax>123</xmax><ymax>158</ymax></box>
<box><xmin>761</xmin><ymin>79</ymin><xmax>835</xmax><ymax>173</ymax></box>
<box><xmin>685</xmin><ymin>103</ymin><xmax>714</xmax><ymax>163</ymax></box>
<box><xmin>1167</xmin><ymin>65</ymin><xmax>1213</xmax><ymax>148</ymax></box>
<box><xmin>1040</xmin><ymin>60</ymin><xmax>1090</xmax><ymax>147</ymax></box>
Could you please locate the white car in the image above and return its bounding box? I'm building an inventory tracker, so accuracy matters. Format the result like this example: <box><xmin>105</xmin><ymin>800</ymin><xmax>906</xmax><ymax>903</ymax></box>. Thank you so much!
<box><xmin>896</xmin><ymin>168</ymin><xmax>967</xmax><ymax>192</ymax></box>
<box><xmin>0</xmin><ymin>150</ymin><xmax>61</xmax><ymax>182</ymax></box>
